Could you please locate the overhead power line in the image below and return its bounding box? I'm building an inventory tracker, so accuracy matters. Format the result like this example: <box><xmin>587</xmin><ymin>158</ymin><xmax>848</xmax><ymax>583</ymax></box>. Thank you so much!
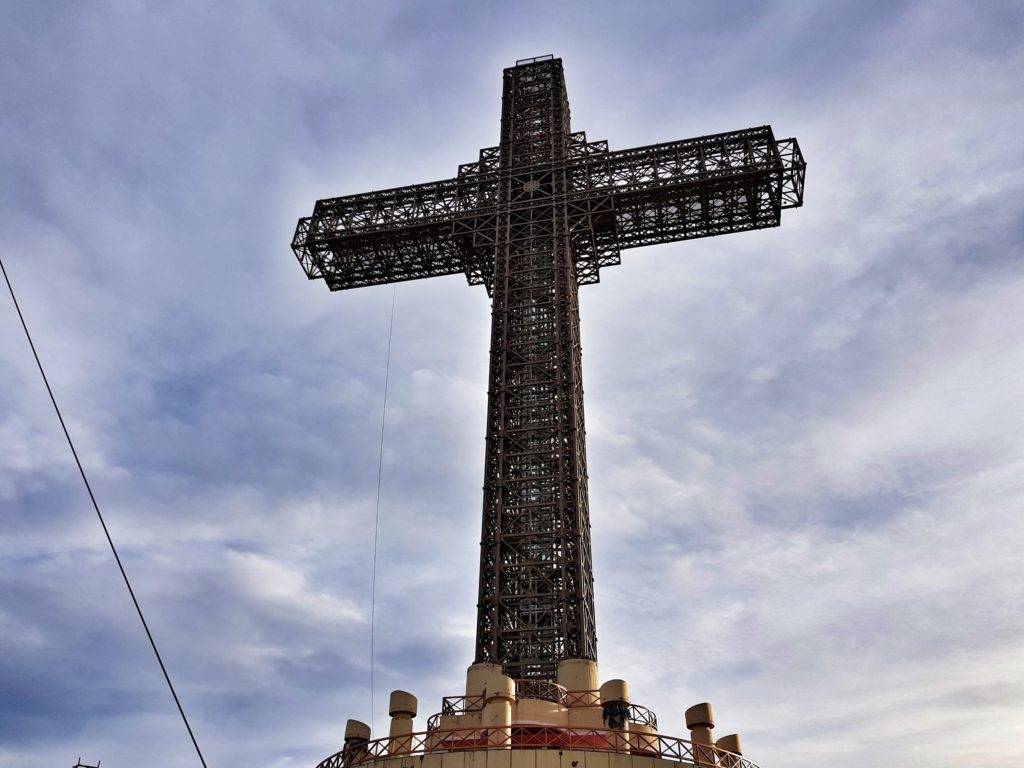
<box><xmin>1</xmin><ymin>256</ymin><xmax>209</xmax><ymax>768</ymax></box>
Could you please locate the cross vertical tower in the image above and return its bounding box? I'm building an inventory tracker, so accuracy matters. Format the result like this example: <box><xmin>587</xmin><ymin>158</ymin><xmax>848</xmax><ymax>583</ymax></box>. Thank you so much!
<box><xmin>478</xmin><ymin>58</ymin><xmax>595</xmax><ymax>679</ymax></box>
<box><xmin>291</xmin><ymin>55</ymin><xmax>804</xmax><ymax>685</ymax></box>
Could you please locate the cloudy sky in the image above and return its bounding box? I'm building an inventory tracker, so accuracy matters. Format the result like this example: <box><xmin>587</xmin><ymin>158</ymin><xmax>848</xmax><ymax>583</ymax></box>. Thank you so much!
<box><xmin>2</xmin><ymin>2</ymin><xmax>1023</xmax><ymax>767</ymax></box>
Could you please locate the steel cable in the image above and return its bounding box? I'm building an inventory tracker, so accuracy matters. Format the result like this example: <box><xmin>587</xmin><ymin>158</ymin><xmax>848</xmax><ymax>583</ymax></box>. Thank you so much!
<box><xmin>370</xmin><ymin>286</ymin><xmax>397</xmax><ymax>733</ymax></box>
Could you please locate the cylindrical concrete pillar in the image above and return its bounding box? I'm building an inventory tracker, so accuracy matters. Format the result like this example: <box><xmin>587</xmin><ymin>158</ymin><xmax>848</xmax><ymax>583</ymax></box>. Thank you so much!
<box><xmin>343</xmin><ymin>719</ymin><xmax>372</xmax><ymax>765</ymax></box>
<box><xmin>716</xmin><ymin>734</ymin><xmax>743</xmax><ymax>768</ymax></box>
<box><xmin>387</xmin><ymin>690</ymin><xmax>418</xmax><ymax>755</ymax></box>
<box><xmin>599</xmin><ymin>679</ymin><xmax>630</xmax><ymax>705</ymax></box>
<box><xmin>599</xmin><ymin>679</ymin><xmax>631</xmax><ymax>753</ymax></box>
<box><xmin>558</xmin><ymin>659</ymin><xmax>599</xmax><ymax>705</ymax></box>
<box><xmin>628</xmin><ymin>722</ymin><xmax>660</xmax><ymax>755</ymax></box>
<box><xmin>481</xmin><ymin>674</ymin><xmax>515</xmax><ymax>749</ymax></box>
<box><xmin>685</xmin><ymin>702</ymin><xmax>714</xmax><ymax>743</ymax></box>
<box><xmin>685</xmin><ymin>703</ymin><xmax>715</xmax><ymax>767</ymax></box>
<box><xmin>466</xmin><ymin>662</ymin><xmax>506</xmax><ymax>697</ymax></box>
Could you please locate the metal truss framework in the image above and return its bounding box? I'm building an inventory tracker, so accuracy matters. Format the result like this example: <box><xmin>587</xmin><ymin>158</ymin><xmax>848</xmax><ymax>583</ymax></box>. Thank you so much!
<box><xmin>292</xmin><ymin>55</ymin><xmax>805</xmax><ymax>682</ymax></box>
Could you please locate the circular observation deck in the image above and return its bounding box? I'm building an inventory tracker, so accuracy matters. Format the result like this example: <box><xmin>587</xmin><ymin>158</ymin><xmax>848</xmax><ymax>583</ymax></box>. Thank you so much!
<box><xmin>315</xmin><ymin>724</ymin><xmax>754</xmax><ymax>768</ymax></box>
<box><xmin>317</xmin><ymin>678</ymin><xmax>752</xmax><ymax>768</ymax></box>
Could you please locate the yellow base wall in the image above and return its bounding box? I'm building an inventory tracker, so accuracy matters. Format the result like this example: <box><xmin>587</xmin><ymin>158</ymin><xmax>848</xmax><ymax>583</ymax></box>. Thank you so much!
<box><xmin>364</xmin><ymin>749</ymin><xmax>682</xmax><ymax>768</ymax></box>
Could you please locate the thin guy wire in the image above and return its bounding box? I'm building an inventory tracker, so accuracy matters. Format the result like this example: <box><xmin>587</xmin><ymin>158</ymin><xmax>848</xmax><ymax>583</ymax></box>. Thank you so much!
<box><xmin>0</xmin><ymin>256</ymin><xmax>208</xmax><ymax>768</ymax></box>
<box><xmin>370</xmin><ymin>286</ymin><xmax>396</xmax><ymax>734</ymax></box>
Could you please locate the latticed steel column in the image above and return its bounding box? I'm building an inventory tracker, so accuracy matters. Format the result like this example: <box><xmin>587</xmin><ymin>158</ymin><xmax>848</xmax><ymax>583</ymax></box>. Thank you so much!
<box><xmin>475</xmin><ymin>58</ymin><xmax>597</xmax><ymax>680</ymax></box>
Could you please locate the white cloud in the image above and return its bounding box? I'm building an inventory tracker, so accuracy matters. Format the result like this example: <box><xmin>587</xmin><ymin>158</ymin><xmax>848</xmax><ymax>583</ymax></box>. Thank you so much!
<box><xmin>224</xmin><ymin>550</ymin><xmax>364</xmax><ymax>627</ymax></box>
<box><xmin>2</xmin><ymin>2</ymin><xmax>1023</xmax><ymax>767</ymax></box>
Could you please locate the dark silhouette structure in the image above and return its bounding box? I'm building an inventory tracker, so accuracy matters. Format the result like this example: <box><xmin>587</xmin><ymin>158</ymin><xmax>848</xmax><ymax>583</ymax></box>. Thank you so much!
<box><xmin>292</xmin><ymin>55</ymin><xmax>804</xmax><ymax>681</ymax></box>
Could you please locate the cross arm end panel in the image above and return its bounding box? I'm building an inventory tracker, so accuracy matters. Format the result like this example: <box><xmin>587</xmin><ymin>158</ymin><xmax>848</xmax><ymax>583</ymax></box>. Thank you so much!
<box><xmin>569</xmin><ymin>127</ymin><xmax>806</xmax><ymax>284</ymax></box>
<box><xmin>292</xmin><ymin>217</ymin><xmax>466</xmax><ymax>290</ymax></box>
<box><xmin>292</xmin><ymin>175</ymin><xmax>497</xmax><ymax>291</ymax></box>
<box><xmin>775</xmin><ymin>137</ymin><xmax>806</xmax><ymax>209</ymax></box>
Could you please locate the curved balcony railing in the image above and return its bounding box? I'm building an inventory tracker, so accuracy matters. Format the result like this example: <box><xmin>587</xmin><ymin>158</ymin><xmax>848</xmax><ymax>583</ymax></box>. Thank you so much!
<box><xmin>563</xmin><ymin>689</ymin><xmax>601</xmax><ymax>707</ymax></box>
<box><xmin>425</xmin><ymin>686</ymin><xmax>657</xmax><ymax>731</ymax></box>
<box><xmin>426</xmin><ymin>695</ymin><xmax>484</xmax><ymax>731</ymax></box>
<box><xmin>515</xmin><ymin>679</ymin><xmax>569</xmax><ymax>705</ymax></box>
<box><xmin>316</xmin><ymin>725</ymin><xmax>756</xmax><ymax>768</ymax></box>
<box><xmin>623</xmin><ymin>702</ymin><xmax>657</xmax><ymax>729</ymax></box>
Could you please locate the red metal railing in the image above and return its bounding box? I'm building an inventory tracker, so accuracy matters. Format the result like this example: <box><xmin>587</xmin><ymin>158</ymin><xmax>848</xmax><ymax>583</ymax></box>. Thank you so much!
<box><xmin>426</xmin><ymin>687</ymin><xmax>657</xmax><ymax>731</ymax></box>
<box><xmin>316</xmin><ymin>725</ymin><xmax>756</xmax><ymax>768</ymax></box>
<box><xmin>563</xmin><ymin>689</ymin><xmax>600</xmax><ymax>707</ymax></box>
<box><xmin>624</xmin><ymin>702</ymin><xmax>658</xmax><ymax>729</ymax></box>
<box><xmin>515</xmin><ymin>679</ymin><xmax>569</xmax><ymax>705</ymax></box>
<box><xmin>426</xmin><ymin>695</ymin><xmax>484</xmax><ymax>731</ymax></box>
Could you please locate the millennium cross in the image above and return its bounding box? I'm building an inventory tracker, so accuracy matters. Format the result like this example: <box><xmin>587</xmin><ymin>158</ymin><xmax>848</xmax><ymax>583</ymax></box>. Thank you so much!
<box><xmin>292</xmin><ymin>55</ymin><xmax>805</xmax><ymax>683</ymax></box>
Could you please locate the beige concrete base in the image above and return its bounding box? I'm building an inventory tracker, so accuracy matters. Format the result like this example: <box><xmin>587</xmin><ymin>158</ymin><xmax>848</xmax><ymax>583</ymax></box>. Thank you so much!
<box><xmin>355</xmin><ymin>749</ymin><xmax>700</xmax><ymax>768</ymax></box>
<box><xmin>316</xmin><ymin>659</ymin><xmax>750</xmax><ymax>768</ymax></box>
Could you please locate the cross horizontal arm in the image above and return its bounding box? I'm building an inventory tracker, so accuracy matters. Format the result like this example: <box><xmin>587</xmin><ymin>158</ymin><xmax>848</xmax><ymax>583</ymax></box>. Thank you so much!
<box><xmin>567</xmin><ymin>127</ymin><xmax>805</xmax><ymax>275</ymax></box>
<box><xmin>292</xmin><ymin>175</ymin><xmax>497</xmax><ymax>291</ymax></box>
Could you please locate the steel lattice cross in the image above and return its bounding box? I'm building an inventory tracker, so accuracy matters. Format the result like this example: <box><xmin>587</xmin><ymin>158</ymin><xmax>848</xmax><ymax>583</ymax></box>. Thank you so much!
<box><xmin>292</xmin><ymin>55</ymin><xmax>805</xmax><ymax>682</ymax></box>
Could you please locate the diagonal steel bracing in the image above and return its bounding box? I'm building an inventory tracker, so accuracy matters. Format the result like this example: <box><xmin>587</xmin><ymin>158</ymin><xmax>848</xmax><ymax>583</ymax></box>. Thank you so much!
<box><xmin>292</xmin><ymin>55</ymin><xmax>805</xmax><ymax>682</ymax></box>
